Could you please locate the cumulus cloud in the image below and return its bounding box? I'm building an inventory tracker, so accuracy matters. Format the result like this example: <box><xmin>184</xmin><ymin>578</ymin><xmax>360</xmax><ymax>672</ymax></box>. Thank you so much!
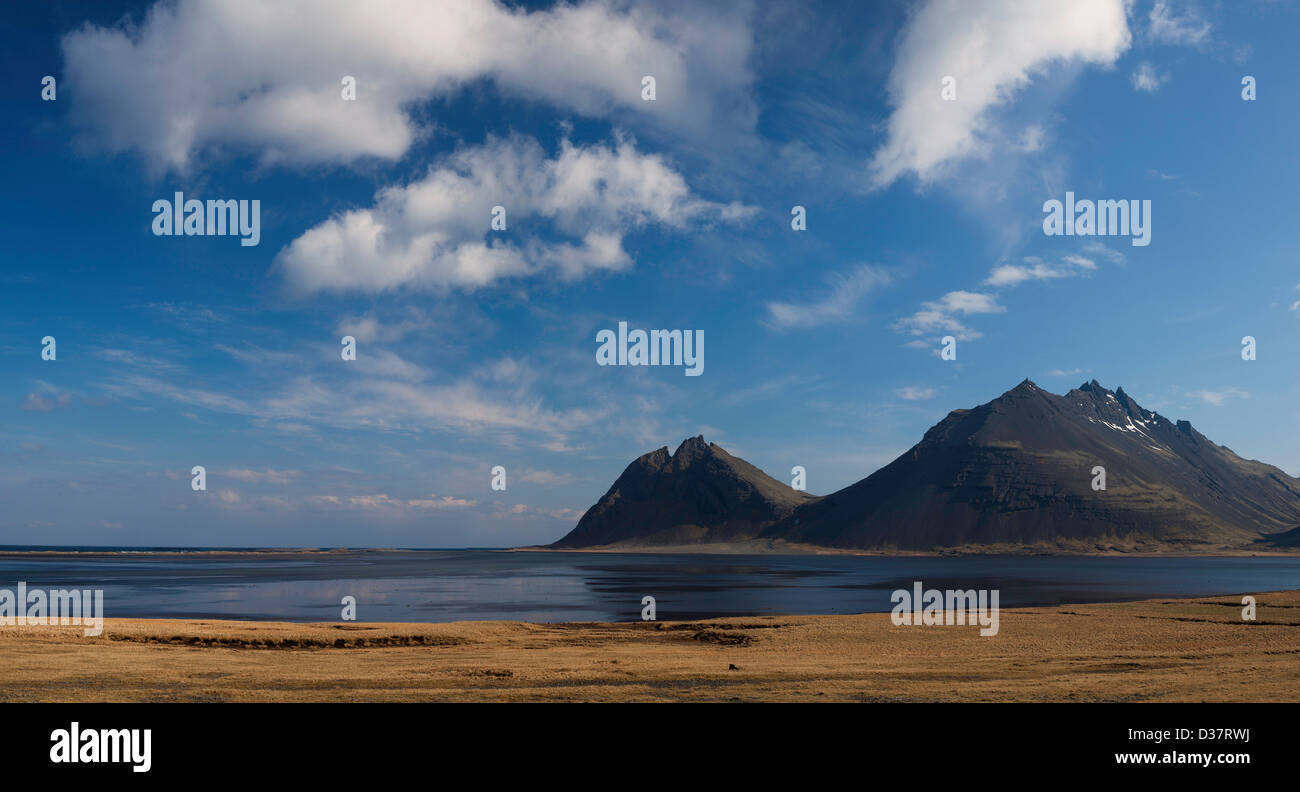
<box><xmin>60</xmin><ymin>0</ymin><xmax>756</xmax><ymax>172</ymax></box>
<box><xmin>764</xmin><ymin>265</ymin><xmax>890</xmax><ymax>330</ymax></box>
<box><xmin>276</xmin><ymin>134</ymin><xmax>753</xmax><ymax>294</ymax></box>
<box><xmin>868</xmin><ymin>0</ymin><xmax>1130</xmax><ymax>188</ymax></box>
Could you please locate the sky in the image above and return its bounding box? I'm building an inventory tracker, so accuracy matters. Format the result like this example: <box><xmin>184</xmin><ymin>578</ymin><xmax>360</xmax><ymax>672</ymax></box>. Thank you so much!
<box><xmin>2</xmin><ymin>0</ymin><xmax>1298</xmax><ymax>548</ymax></box>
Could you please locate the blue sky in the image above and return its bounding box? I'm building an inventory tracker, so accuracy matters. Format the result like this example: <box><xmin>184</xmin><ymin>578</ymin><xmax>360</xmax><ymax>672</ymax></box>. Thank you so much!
<box><xmin>2</xmin><ymin>0</ymin><xmax>1298</xmax><ymax>547</ymax></box>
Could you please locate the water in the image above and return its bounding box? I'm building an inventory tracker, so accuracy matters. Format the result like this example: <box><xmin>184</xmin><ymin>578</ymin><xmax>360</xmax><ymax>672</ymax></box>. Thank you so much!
<box><xmin>2</xmin><ymin>548</ymin><xmax>1298</xmax><ymax>622</ymax></box>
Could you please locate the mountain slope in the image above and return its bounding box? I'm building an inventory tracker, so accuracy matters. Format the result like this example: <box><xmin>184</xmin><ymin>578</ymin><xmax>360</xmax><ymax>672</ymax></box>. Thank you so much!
<box><xmin>766</xmin><ymin>379</ymin><xmax>1300</xmax><ymax>551</ymax></box>
<box><xmin>552</xmin><ymin>435</ymin><xmax>816</xmax><ymax>548</ymax></box>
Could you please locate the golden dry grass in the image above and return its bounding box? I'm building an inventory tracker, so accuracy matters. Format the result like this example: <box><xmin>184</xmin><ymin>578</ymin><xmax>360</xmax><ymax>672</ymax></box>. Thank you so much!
<box><xmin>1</xmin><ymin>591</ymin><xmax>1297</xmax><ymax>702</ymax></box>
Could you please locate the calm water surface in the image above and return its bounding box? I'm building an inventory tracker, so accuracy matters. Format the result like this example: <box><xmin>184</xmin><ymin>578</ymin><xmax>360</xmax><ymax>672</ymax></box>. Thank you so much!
<box><xmin>2</xmin><ymin>548</ymin><xmax>1299</xmax><ymax>622</ymax></box>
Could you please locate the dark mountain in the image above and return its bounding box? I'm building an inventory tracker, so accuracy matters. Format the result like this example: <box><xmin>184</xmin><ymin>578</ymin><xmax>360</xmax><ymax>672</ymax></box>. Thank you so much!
<box><xmin>552</xmin><ymin>435</ymin><xmax>817</xmax><ymax>548</ymax></box>
<box><xmin>767</xmin><ymin>379</ymin><xmax>1300</xmax><ymax>551</ymax></box>
<box><xmin>553</xmin><ymin>380</ymin><xmax>1300</xmax><ymax>553</ymax></box>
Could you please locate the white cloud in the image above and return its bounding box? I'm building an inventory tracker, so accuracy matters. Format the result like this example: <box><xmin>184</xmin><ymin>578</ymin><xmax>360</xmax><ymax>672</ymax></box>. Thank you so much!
<box><xmin>61</xmin><ymin>0</ymin><xmax>756</xmax><ymax>172</ymax></box>
<box><xmin>764</xmin><ymin>265</ymin><xmax>889</xmax><ymax>330</ymax></box>
<box><xmin>101</xmin><ymin>359</ymin><xmax>608</xmax><ymax>451</ymax></box>
<box><xmin>1083</xmin><ymin>241</ymin><xmax>1126</xmax><ymax>264</ymax></box>
<box><xmin>895</xmin><ymin>386</ymin><xmax>936</xmax><ymax>401</ymax></box>
<box><xmin>304</xmin><ymin>493</ymin><xmax>478</xmax><ymax>511</ymax></box>
<box><xmin>276</xmin><ymin>134</ymin><xmax>754</xmax><ymax>294</ymax></box>
<box><xmin>1131</xmin><ymin>61</ymin><xmax>1167</xmax><ymax>92</ymax></box>
<box><xmin>868</xmin><ymin>0</ymin><xmax>1130</xmax><ymax>188</ymax></box>
<box><xmin>893</xmin><ymin>290</ymin><xmax>1004</xmax><ymax>341</ymax></box>
<box><xmin>1149</xmin><ymin>0</ymin><xmax>1211</xmax><ymax>46</ymax></box>
<box><xmin>407</xmin><ymin>495</ymin><xmax>478</xmax><ymax>510</ymax></box>
<box><xmin>21</xmin><ymin>390</ymin><xmax>74</xmax><ymax>412</ymax></box>
<box><xmin>984</xmin><ymin>254</ymin><xmax>1096</xmax><ymax>287</ymax></box>
<box><xmin>1045</xmin><ymin>368</ymin><xmax>1087</xmax><ymax>377</ymax></box>
<box><xmin>335</xmin><ymin>310</ymin><xmax>431</xmax><ymax>344</ymax></box>
<box><xmin>1190</xmin><ymin>388</ymin><xmax>1248</xmax><ymax>407</ymax></box>
<box><xmin>519</xmin><ymin>469</ymin><xmax>576</xmax><ymax>485</ymax></box>
<box><xmin>220</xmin><ymin>468</ymin><xmax>303</xmax><ymax>485</ymax></box>
<box><xmin>1016</xmin><ymin>124</ymin><xmax>1047</xmax><ymax>152</ymax></box>
<box><xmin>20</xmin><ymin>381</ymin><xmax>76</xmax><ymax>412</ymax></box>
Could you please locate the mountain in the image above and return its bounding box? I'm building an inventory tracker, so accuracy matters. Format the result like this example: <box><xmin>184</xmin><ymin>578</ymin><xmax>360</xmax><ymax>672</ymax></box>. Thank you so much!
<box><xmin>552</xmin><ymin>435</ymin><xmax>816</xmax><ymax>548</ymax></box>
<box><xmin>554</xmin><ymin>380</ymin><xmax>1300</xmax><ymax>553</ymax></box>
<box><xmin>767</xmin><ymin>379</ymin><xmax>1300</xmax><ymax>551</ymax></box>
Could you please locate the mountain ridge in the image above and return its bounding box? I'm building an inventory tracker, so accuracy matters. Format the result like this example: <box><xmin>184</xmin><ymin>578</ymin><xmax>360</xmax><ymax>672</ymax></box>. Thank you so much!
<box><xmin>552</xmin><ymin>379</ymin><xmax>1300</xmax><ymax>553</ymax></box>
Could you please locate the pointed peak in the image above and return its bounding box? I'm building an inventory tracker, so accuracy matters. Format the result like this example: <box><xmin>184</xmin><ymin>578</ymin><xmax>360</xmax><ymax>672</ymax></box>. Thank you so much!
<box><xmin>1006</xmin><ymin>378</ymin><xmax>1042</xmax><ymax>395</ymax></box>
<box><xmin>1113</xmin><ymin>385</ymin><xmax>1145</xmax><ymax>413</ymax></box>
<box><xmin>671</xmin><ymin>435</ymin><xmax>713</xmax><ymax>460</ymax></box>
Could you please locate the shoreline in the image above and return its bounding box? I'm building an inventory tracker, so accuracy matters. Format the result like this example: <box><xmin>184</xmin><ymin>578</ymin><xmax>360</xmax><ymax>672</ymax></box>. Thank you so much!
<box><xmin>3</xmin><ymin>590</ymin><xmax>1297</xmax><ymax>702</ymax></box>
<box><xmin>3</xmin><ymin>541</ymin><xmax>1299</xmax><ymax>558</ymax></box>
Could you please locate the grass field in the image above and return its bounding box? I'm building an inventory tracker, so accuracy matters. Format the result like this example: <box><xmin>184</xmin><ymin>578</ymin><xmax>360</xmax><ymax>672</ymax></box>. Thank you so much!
<box><xmin>2</xmin><ymin>590</ymin><xmax>1296</xmax><ymax>702</ymax></box>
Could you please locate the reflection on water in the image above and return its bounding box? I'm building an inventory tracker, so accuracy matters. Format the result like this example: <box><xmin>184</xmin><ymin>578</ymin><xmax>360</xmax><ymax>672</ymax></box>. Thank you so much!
<box><xmin>2</xmin><ymin>549</ymin><xmax>1299</xmax><ymax>623</ymax></box>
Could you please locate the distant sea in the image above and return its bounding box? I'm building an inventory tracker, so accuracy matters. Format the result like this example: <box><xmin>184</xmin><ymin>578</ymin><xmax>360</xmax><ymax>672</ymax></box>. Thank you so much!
<box><xmin>3</xmin><ymin>547</ymin><xmax>1300</xmax><ymax>623</ymax></box>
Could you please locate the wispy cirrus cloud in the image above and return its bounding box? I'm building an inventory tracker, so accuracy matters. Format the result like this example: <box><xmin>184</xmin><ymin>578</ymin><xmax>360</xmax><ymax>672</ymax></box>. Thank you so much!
<box><xmin>219</xmin><ymin>468</ymin><xmax>303</xmax><ymax>485</ymax></box>
<box><xmin>895</xmin><ymin>386</ymin><xmax>936</xmax><ymax>401</ymax></box>
<box><xmin>1131</xmin><ymin>61</ymin><xmax>1167</xmax><ymax>92</ymax></box>
<box><xmin>764</xmin><ymin>265</ymin><xmax>889</xmax><ymax>330</ymax></box>
<box><xmin>1148</xmin><ymin>0</ymin><xmax>1211</xmax><ymax>46</ymax></box>
<box><xmin>984</xmin><ymin>254</ymin><xmax>1096</xmax><ymax>287</ymax></box>
<box><xmin>1189</xmin><ymin>387</ymin><xmax>1248</xmax><ymax>407</ymax></box>
<box><xmin>20</xmin><ymin>381</ymin><xmax>76</xmax><ymax>412</ymax></box>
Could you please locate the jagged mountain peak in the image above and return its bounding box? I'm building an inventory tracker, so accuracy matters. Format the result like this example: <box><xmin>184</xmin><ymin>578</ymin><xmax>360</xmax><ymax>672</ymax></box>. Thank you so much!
<box><xmin>766</xmin><ymin>377</ymin><xmax>1300</xmax><ymax>551</ymax></box>
<box><xmin>671</xmin><ymin>434</ymin><xmax>715</xmax><ymax>463</ymax></box>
